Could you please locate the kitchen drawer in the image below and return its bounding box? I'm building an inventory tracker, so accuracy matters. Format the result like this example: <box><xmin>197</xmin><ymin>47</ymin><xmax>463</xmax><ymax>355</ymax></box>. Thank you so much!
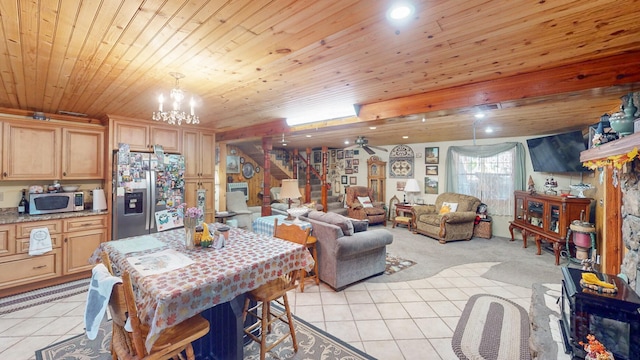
<box><xmin>63</xmin><ymin>215</ymin><xmax>107</xmax><ymax>232</ymax></box>
<box><xmin>0</xmin><ymin>249</ymin><xmax>62</xmax><ymax>290</ymax></box>
<box><xmin>16</xmin><ymin>220</ymin><xmax>63</xmax><ymax>237</ymax></box>
<box><xmin>16</xmin><ymin>233</ymin><xmax>62</xmax><ymax>253</ymax></box>
<box><xmin>0</xmin><ymin>224</ymin><xmax>16</xmax><ymax>257</ymax></box>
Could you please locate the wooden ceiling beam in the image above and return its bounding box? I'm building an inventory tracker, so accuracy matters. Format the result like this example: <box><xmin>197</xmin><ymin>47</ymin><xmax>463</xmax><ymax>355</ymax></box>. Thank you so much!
<box><xmin>358</xmin><ymin>51</ymin><xmax>640</xmax><ymax>121</ymax></box>
<box><xmin>216</xmin><ymin>118</ymin><xmax>288</xmax><ymax>142</ymax></box>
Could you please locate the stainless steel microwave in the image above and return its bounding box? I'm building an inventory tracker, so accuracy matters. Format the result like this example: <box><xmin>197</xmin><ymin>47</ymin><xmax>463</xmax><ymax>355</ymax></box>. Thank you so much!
<box><xmin>29</xmin><ymin>192</ymin><xmax>84</xmax><ymax>215</ymax></box>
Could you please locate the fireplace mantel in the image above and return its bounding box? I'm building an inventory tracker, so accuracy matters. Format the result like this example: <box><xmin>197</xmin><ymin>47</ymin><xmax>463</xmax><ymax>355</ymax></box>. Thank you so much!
<box><xmin>581</xmin><ymin>131</ymin><xmax>640</xmax><ymax>162</ymax></box>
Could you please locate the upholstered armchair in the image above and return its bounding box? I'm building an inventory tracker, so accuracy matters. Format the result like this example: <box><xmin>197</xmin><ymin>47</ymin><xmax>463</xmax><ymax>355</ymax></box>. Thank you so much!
<box><xmin>345</xmin><ymin>186</ymin><xmax>387</xmax><ymax>226</ymax></box>
<box><xmin>226</xmin><ymin>191</ymin><xmax>262</xmax><ymax>230</ymax></box>
<box><xmin>413</xmin><ymin>192</ymin><xmax>481</xmax><ymax>244</ymax></box>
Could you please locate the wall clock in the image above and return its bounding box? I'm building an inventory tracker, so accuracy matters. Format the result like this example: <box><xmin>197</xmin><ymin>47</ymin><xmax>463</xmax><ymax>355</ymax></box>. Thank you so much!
<box><xmin>242</xmin><ymin>162</ymin><xmax>255</xmax><ymax>179</ymax></box>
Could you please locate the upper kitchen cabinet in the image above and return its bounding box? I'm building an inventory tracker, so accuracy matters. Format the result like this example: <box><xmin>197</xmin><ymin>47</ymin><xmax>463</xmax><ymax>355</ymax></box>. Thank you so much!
<box><xmin>112</xmin><ymin>121</ymin><xmax>181</xmax><ymax>153</ymax></box>
<box><xmin>62</xmin><ymin>128</ymin><xmax>104</xmax><ymax>179</ymax></box>
<box><xmin>3</xmin><ymin>122</ymin><xmax>61</xmax><ymax>180</ymax></box>
<box><xmin>183</xmin><ymin>130</ymin><xmax>215</xmax><ymax>179</ymax></box>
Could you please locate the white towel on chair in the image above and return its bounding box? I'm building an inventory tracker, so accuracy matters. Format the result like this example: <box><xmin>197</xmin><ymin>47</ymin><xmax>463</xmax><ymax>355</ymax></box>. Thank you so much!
<box><xmin>84</xmin><ymin>263</ymin><xmax>122</xmax><ymax>340</ymax></box>
<box><xmin>29</xmin><ymin>227</ymin><xmax>52</xmax><ymax>256</ymax></box>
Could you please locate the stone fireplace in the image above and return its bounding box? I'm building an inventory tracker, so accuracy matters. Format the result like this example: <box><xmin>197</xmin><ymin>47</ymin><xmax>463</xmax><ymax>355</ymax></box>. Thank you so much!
<box><xmin>620</xmin><ymin>162</ymin><xmax>640</xmax><ymax>291</ymax></box>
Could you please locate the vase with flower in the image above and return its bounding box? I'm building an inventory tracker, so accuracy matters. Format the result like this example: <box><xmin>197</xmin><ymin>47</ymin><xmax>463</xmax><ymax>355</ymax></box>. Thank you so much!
<box><xmin>180</xmin><ymin>205</ymin><xmax>203</xmax><ymax>250</ymax></box>
<box><xmin>579</xmin><ymin>334</ymin><xmax>614</xmax><ymax>360</ymax></box>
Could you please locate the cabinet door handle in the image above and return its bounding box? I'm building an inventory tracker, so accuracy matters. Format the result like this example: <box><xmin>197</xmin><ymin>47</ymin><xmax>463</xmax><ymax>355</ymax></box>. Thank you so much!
<box><xmin>64</xmin><ymin>238</ymin><xmax>68</xmax><ymax>243</ymax></box>
<box><xmin>63</xmin><ymin>171</ymin><xmax>67</xmax><ymax>176</ymax></box>
<box><xmin>33</xmin><ymin>265</ymin><xmax>47</xmax><ymax>269</ymax></box>
<box><xmin>2</xmin><ymin>172</ymin><xmax>6</xmax><ymax>177</ymax></box>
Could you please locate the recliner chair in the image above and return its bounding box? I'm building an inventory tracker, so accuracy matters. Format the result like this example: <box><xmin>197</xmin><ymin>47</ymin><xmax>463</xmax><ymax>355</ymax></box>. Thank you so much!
<box><xmin>226</xmin><ymin>191</ymin><xmax>262</xmax><ymax>231</ymax></box>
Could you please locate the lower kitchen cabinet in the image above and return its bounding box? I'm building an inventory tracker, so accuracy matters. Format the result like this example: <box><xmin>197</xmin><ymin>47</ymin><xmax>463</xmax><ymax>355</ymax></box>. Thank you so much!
<box><xmin>0</xmin><ymin>214</ymin><xmax>107</xmax><ymax>295</ymax></box>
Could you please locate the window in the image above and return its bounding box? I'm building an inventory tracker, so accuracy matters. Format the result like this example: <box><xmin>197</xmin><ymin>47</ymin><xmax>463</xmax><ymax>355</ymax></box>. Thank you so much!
<box><xmin>447</xmin><ymin>143</ymin><xmax>525</xmax><ymax>216</ymax></box>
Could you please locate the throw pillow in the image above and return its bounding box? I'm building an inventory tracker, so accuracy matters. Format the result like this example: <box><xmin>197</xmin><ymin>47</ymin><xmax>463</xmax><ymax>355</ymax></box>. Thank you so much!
<box><xmin>348</xmin><ymin>218</ymin><xmax>369</xmax><ymax>232</ymax></box>
<box><xmin>439</xmin><ymin>201</ymin><xmax>459</xmax><ymax>214</ymax></box>
<box><xmin>357</xmin><ymin>196</ymin><xmax>374</xmax><ymax>208</ymax></box>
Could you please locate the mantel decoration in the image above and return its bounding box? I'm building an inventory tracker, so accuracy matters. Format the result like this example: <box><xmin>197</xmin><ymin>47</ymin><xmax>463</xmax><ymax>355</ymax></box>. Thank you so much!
<box><xmin>583</xmin><ymin>147</ymin><xmax>639</xmax><ymax>170</ymax></box>
<box><xmin>152</xmin><ymin>72</ymin><xmax>200</xmax><ymax>125</ymax></box>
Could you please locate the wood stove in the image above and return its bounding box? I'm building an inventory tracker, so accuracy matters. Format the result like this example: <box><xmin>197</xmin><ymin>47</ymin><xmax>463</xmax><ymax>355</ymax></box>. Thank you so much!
<box><xmin>560</xmin><ymin>267</ymin><xmax>640</xmax><ymax>360</ymax></box>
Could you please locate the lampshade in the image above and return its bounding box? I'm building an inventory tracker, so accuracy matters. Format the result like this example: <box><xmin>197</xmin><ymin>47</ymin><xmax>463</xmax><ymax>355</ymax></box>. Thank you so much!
<box><xmin>279</xmin><ymin>179</ymin><xmax>302</xmax><ymax>200</ymax></box>
<box><xmin>404</xmin><ymin>179</ymin><xmax>420</xmax><ymax>193</ymax></box>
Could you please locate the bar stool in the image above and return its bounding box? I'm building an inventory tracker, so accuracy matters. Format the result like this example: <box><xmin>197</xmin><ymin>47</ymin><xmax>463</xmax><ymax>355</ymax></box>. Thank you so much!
<box><xmin>300</xmin><ymin>235</ymin><xmax>319</xmax><ymax>292</ymax></box>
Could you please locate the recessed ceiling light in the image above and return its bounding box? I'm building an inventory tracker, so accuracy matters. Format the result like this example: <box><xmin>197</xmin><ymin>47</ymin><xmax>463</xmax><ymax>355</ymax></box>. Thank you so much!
<box><xmin>369</xmin><ymin>126</ymin><xmax>377</xmax><ymax>130</ymax></box>
<box><xmin>305</xmin><ymin>134</ymin><xmax>312</xmax><ymax>137</ymax></box>
<box><xmin>474</xmin><ymin>112</ymin><xmax>485</xmax><ymax>119</ymax></box>
<box><xmin>402</xmin><ymin>135</ymin><xmax>409</xmax><ymax>139</ymax></box>
<box><xmin>344</xmin><ymin>140</ymin><xmax>350</xmax><ymax>145</ymax></box>
<box><xmin>485</xmin><ymin>127</ymin><xmax>494</xmax><ymax>133</ymax></box>
<box><xmin>422</xmin><ymin>117</ymin><xmax>426</xmax><ymax>123</ymax></box>
<box><xmin>388</xmin><ymin>2</ymin><xmax>415</xmax><ymax>20</ymax></box>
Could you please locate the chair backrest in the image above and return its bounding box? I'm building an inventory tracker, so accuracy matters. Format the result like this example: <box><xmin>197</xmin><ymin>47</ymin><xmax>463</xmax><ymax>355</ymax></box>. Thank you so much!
<box><xmin>270</xmin><ymin>187</ymin><xmax>281</xmax><ymax>201</ymax></box>
<box><xmin>435</xmin><ymin>192</ymin><xmax>482</xmax><ymax>213</ymax></box>
<box><xmin>226</xmin><ymin>191</ymin><xmax>249</xmax><ymax>212</ymax></box>
<box><xmin>345</xmin><ymin>186</ymin><xmax>374</xmax><ymax>206</ymax></box>
<box><xmin>273</xmin><ymin>218</ymin><xmax>310</xmax><ymax>246</ymax></box>
<box><xmin>102</xmin><ymin>252</ymin><xmax>147</xmax><ymax>358</ymax></box>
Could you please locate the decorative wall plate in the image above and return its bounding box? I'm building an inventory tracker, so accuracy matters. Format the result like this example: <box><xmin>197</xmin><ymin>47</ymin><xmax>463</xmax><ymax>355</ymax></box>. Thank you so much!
<box><xmin>242</xmin><ymin>162</ymin><xmax>255</xmax><ymax>179</ymax></box>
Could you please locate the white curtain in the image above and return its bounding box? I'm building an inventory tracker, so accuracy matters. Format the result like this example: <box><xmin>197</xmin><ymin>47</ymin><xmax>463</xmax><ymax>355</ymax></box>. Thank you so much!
<box><xmin>446</xmin><ymin>143</ymin><xmax>525</xmax><ymax>216</ymax></box>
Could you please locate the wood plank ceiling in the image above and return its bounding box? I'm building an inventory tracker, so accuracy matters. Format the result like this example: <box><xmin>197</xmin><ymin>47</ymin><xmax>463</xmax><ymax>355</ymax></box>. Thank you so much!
<box><xmin>0</xmin><ymin>0</ymin><xmax>639</xmax><ymax>150</ymax></box>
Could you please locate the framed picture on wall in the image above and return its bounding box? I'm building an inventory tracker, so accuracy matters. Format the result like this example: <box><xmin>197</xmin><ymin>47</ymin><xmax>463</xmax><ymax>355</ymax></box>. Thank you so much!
<box><xmin>353</xmin><ymin>165</ymin><xmax>359</xmax><ymax>173</ymax></box>
<box><xmin>349</xmin><ymin>176</ymin><xmax>357</xmax><ymax>185</ymax></box>
<box><xmin>226</xmin><ymin>156</ymin><xmax>240</xmax><ymax>173</ymax></box>
<box><xmin>313</xmin><ymin>151</ymin><xmax>322</xmax><ymax>163</ymax></box>
<box><xmin>425</xmin><ymin>147</ymin><xmax>439</xmax><ymax>164</ymax></box>
<box><xmin>337</xmin><ymin>150</ymin><xmax>344</xmax><ymax>159</ymax></box>
<box><xmin>426</xmin><ymin>165</ymin><xmax>438</xmax><ymax>175</ymax></box>
<box><xmin>424</xmin><ymin>176</ymin><xmax>438</xmax><ymax>194</ymax></box>
<box><xmin>341</xmin><ymin>175</ymin><xmax>348</xmax><ymax>184</ymax></box>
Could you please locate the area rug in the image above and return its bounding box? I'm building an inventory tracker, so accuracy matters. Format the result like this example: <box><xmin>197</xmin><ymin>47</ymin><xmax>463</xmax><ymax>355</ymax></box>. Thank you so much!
<box><xmin>0</xmin><ymin>278</ymin><xmax>90</xmax><ymax>315</ymax></box>
<box><xmin>36</xmin><ymin>311</ymin><xmax>375</xmax><ymax>360</ymax></box>
<box><xmin>384</xmin><ymin>253</ymin><xmax>416</xmax><ymax>275</ymax></box>
<box><xmin>452</xmin><ymin>294</ymin><xmax>531</xmax><ymax>360</ymax></box>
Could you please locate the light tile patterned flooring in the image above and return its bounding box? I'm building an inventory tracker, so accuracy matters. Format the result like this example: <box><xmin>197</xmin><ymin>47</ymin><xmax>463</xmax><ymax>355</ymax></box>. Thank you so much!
<box><xmin>0</xmin><ymin>260</ymin><xmax>557</xmax><ymax>360</ymax></box>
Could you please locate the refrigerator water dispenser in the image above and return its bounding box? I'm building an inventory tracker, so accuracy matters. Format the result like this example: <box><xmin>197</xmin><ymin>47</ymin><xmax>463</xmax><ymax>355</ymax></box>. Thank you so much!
<box><xmin>124</xmin><ymin>192</ymin><xmax>143</xmax><ymax>214</ymax></box>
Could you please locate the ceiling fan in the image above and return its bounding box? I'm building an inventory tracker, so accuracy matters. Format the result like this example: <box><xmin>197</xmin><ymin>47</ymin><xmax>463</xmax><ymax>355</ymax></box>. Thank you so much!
<box><xmin>347</xmin><ymin>136</ymin><xmax>388</xmax><ymax>155</ymax></box>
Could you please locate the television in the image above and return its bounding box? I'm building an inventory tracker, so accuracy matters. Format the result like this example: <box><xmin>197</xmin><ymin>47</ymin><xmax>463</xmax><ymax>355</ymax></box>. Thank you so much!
<box><xmin>526</xmin><ymin>130</ymin><xmax>590</xmax><ymax>173</ymax></box>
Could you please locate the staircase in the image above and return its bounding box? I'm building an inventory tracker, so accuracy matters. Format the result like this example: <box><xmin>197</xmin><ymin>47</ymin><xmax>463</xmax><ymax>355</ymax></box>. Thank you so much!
<box><xmin>303</xmin><ymin>171</ymin><xmax>347</xmax><ymax>216</ymax></box>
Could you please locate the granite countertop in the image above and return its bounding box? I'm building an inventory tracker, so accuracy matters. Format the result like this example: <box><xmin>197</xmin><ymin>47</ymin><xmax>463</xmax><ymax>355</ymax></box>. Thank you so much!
<box><xmin>0</xmin><ymin>208</ymin><xmax>109</xmax><ymax>225</ymax></box>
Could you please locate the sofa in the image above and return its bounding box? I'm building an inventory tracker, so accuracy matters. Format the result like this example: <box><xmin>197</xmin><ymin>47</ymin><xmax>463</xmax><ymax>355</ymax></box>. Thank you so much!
<box><xmin>412</xmin><ymin>192</ymin><xmax>481</xmax><ymax>244</ymax></box>
<box><xmin>345</xmin><ymin>186</ymin><xmax>387</xmax><ymax>226</ymax></box>
<box><xmin>303</xmin><ymin>210</ymin><xmax>393</xmax><ymax>290</ymax></box>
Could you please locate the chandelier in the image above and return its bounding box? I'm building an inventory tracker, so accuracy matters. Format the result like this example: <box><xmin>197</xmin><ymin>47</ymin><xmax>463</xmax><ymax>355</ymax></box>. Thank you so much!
<box><xmin>152</xmin><ymin>72</ymin><xmax>200</xmax><ymax>125</ymax></box>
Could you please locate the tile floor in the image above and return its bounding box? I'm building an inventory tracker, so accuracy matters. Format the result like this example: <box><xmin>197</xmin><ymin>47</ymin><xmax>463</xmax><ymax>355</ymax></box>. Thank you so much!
<box><xmin>0</xmin><ymin>261</ymin><xmax>565</xmax><ymax>360</ymax></box>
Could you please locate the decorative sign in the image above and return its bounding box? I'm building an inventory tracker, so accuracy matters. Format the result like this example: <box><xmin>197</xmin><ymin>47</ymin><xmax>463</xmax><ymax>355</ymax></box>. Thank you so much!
<box><xmin>389</xmin><ymin>144</ymin><xmax>414</xmax><ymax>178</ymax></box>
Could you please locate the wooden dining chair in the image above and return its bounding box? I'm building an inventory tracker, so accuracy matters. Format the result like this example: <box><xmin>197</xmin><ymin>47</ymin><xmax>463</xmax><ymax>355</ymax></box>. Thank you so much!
<box><xmin>273</xmin><ymin>218</ymin><xmax>317</xmax><ymax>292</ymax></box>
<box><xmin>100</xmin><ymin>252</ymin><xmax>210</xmax><ymax>360</ymax></box>
<box><xmin>241</xmin><ymin>220</ymin><xmax>309</xmax><ymax>360</ymax></box>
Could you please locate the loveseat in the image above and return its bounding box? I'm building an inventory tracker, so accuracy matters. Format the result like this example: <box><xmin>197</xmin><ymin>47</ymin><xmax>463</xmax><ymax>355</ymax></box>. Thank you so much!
<box><xmin>303</xmin><ymin>211</ymin><xmax>393</xmax><ymax>290</ymax></box>
<box><xmin>413</xmin><ymin>192</ymin><xmax>481</xmax><ymax>244</ymax></box>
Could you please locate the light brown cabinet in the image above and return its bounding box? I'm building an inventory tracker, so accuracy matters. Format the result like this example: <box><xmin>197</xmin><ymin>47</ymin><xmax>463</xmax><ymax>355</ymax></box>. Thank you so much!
<box><xmin>509</xmin><ymin>190</ymin><xmax>591</xmax><ymax>265</ymax></box>
<box><xmin>183</xmin><ymin>130</ymin><xmax>215</xmax><ymax>179</ymax></box>
<box><xmin>113</xmin><ymin>122</ymin><xmax>181</xmax><ymax>153</ymax></box>
<box><xmin>1</xmin><ymin>120</ymin><xmax>105</xmax><ymax>180</ymax></box>
<box><xmin>62</xmin><ymin>128</ymin><xmax>104</xmax><ymax>179</ymax></box>
<box><xmin>0</xmin><ymin>214</ymin><xmax>107</xmax><ymax>294</ymax></box>
<box><xmin>2</xmin><ymin>122</ymin><xmax>61</xmax><ymax>180</ymax></box>
<box><xmin>185</xmin><ymin>180</ymin><xmax>215</xmax><ymax>223</ymax></box>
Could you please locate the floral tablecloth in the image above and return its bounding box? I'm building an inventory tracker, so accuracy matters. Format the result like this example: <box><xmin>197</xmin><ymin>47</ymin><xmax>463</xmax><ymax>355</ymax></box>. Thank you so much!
<box><xmin>92</xmin><ymin>223</ymin><xmax>315</xmax><ymax>352</ymax></box>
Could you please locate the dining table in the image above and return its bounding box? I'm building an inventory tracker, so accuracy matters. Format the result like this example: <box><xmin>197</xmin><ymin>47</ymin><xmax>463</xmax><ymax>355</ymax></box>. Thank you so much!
<box><xmin>91</xmin><ymin>222</ymin><xmax>315</xmax><ymax>360</ymax></box>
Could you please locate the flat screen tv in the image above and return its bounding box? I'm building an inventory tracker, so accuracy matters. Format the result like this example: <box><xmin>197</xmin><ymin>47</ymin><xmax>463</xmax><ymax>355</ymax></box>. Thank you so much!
<box><xmin>526</xmin><ymin>130</ymin><xmax>590</xmax><ymax>173</ymax></box>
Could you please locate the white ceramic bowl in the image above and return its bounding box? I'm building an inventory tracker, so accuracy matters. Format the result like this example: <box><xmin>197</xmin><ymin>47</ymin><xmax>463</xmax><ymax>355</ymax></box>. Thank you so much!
<box><xmin>62</xmin><ymin>185</ymin><xmax>80</xmax><ymax>192</ymax></box>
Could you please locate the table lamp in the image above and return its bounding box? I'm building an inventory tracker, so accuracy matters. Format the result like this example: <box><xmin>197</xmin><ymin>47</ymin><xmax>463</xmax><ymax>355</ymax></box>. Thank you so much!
<box><xmin>279</xmin><ymin>179</ymin><xmax>302</xmax><ymax>220</ymax></box>
<box><xmin>404</xmin><ymin>179</ymin><xmax>420</xmax><ymax>204</ymax></box>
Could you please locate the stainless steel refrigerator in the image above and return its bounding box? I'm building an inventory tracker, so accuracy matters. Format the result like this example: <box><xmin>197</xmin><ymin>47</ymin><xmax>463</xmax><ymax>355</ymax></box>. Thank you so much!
<box><xmin>112</xmin><ymin>150</ymin><xmax>185</xmax><ymax>239</ymax></box>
